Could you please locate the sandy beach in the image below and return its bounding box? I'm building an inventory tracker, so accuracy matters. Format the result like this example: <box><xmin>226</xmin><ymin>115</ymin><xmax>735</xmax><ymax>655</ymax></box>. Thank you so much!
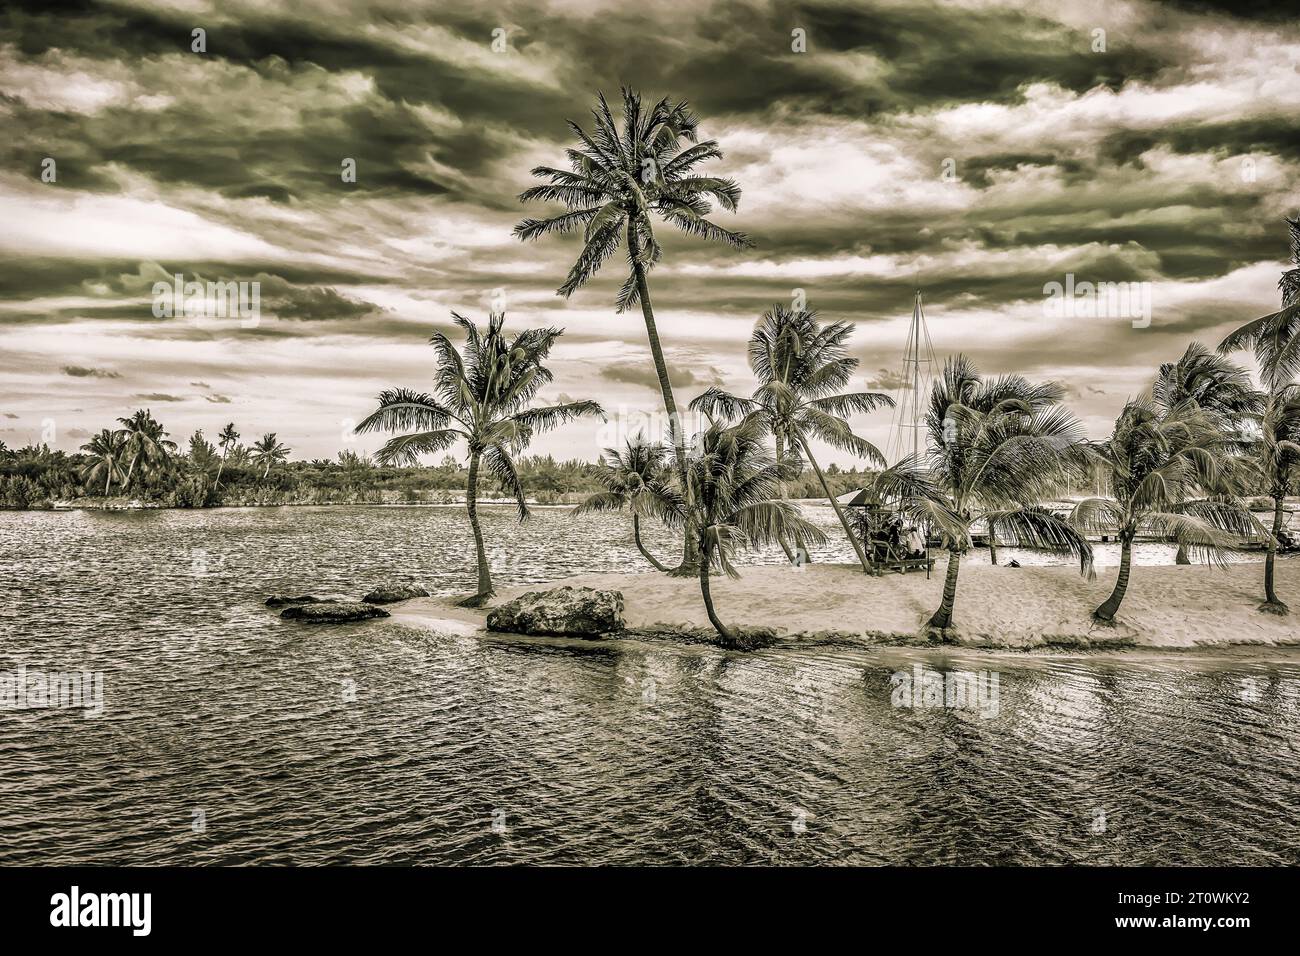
<box><xmin>389</xmin><ymin>556</ymin><xmax>1300</xmax><ymax>650</ymax></box>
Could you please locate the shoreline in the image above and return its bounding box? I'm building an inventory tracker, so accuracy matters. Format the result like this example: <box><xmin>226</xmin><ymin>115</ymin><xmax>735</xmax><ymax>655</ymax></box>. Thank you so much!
<box><xmin>387</xmin><ymin>559</ymin><xmax>1300</xmax><ymax>654</ymax></box>
<box><xmin>27</xmin><ymin>498</ymin><xmax>577</xmax><ymax>512</ymax></box>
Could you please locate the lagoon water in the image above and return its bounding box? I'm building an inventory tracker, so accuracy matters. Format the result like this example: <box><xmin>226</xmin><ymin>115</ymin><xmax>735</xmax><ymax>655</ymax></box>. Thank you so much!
<box><xmin>1</xmin><ymin>505</ymin><xmax>1297</xmax><ymax>865</ymax></box>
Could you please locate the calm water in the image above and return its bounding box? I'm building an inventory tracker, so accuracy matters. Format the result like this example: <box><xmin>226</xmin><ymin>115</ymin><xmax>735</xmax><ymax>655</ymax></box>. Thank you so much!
<box><xmin>1</xmin><ymin>505</ymin><xmax>1297</xmax><ymax>865</ymax></box>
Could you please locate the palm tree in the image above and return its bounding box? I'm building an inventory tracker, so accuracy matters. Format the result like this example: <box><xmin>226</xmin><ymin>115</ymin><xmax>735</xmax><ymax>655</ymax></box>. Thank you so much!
<box><xmin>575</xmin><ymin>434</ymin><xmax>681</xmax><ymax>572</ymax></box>
<box><xmin>215</xmin><ymin>423</ymin><xmax>239</xmax><ymax>487</ymax></box>
<box><xmin>516</xmin><ymin>87</ymin><xmax>752</xmax><ymax>573</ymax></box>
<box><xmin>1247</xmin><ymin>388</ymin><xmax>1300</xmax><ymax>611</ymax></box>
<box><xmin>356</xmin><ymin>311</ymin><xmax>603</xmax><ymax>606</ymax></box>
<box><xmin>115</xmin><ymin>409</ymin><xmax>177</xmax><ymax>493</ymax></box>
<box><xmin>1219</xmin><ymin>217</ymin><xmax>1300</xmax><ymax>613</ymax></box>
<box><xmin>79</xmin><ymin>428</ymin><xmax>126</xmax><ymax>496</ymax></box>
<box><xmin>1072</xmin><ymin>400</ymin><xmax>1260</xmax><ymax>623</ymax></box>
<box><xmin>691</xmin><ymin>304</ymin><xmax>893</xmax><ymax>572</ymax></box>
<box><xmin>675</xmin><ymin>416</ymin><xmax>827</xmax><ymax>646</ymax></box>
<box><xmin>1150</xmin><ymin>342</ymin><xmax>1264</xmax><ymax>563</ymax></box>
<box><xmin>249</xmin><ymin>433</ymin><xmax>290</xmax><ymax>480</ymax></box>
<box><xmin>874</xmin><ymin>356</ymin><xmax>1096</xmax><ymax>633</ymax></box>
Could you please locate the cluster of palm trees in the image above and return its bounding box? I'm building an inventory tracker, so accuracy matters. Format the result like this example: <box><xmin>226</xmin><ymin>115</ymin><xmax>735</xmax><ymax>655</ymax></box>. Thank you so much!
<box><xmin>79</xmin><ymin>412</ymin><xmax>291</xmax><ymax>497</ymax></box>
<box><xmin>358</xmin><ymin>87</ymin><xmax>1299</xmax><ymax>645</ymax></box>
<box><xmin>79</xmin><ymin>410</ymin><xmax>177</xmax><ymax>496</ymax></box>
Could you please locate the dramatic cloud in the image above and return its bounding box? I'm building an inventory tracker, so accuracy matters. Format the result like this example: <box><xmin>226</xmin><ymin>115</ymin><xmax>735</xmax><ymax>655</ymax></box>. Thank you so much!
<box><xmin>1</xmin><ymin>0</ymin><xmax>1296</xmax><ymax>461</ymax></box>
<box><xmin>62</xmin><ymin>365</ymin><xmax>121</xmax><ymax>378</ymax></box>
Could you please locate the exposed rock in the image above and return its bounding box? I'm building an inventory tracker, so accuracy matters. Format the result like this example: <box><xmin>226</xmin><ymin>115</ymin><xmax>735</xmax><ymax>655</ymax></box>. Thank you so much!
<box><xmin>361</xmin><ymin>583</ymin><xmax>431</xmax><ymax>604</ymax></box>
<box><xmin>487</xmin><ymin>586</ymin><xmax>624</xmax><ymax>636</ymax></box>
<box><xmin>281</xmin><ymin>601</ymin><xmax>390</xmax><ymax>623</ymax></box>
<box><xmin>716</xmin><ymin>625</ymin><xmax>781</xmax><ymax>651</ymax></box>
<box><xmin>265</xmin><ymin>594</ymin><xmax>324</xmax><ymax>608</ymax></box>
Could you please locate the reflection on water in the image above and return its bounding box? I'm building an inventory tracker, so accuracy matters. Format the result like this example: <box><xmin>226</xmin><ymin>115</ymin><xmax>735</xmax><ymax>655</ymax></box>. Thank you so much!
<box><xmin>0</xmin><ymin>506</ymin><xmax>1296</xmax><ymax>865</ymax></box>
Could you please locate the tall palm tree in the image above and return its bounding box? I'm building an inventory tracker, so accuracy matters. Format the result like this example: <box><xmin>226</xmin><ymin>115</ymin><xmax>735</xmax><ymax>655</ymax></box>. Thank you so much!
<box><xmin>356</xmin><ymin>311</ymin><xmax>603</xmax><ymax>606</ymax></box>
<box><xmin>1150</xmin><ymin>342</ymin><xmax>1264</xmax><ymax>563</ymax></box>
<box><xmin>691</xmin><ymin>304</ymin><xmax>893</xmax><ymax>573</ymax></box>
<box><xmin>215</xmin><ymin>423</ymin><xmax>239</xmax><ymax>488</ymax></box>
<box><xmin>1219</xmin><ymin>217</ymin><xmax>1300</xmax><ymax>613</ymax></box>
<box><xmin>115</xmin><ymin>409</ymin><xmax>177</xmax><ymax>493</ymax></box>
<box><xmin>516</xmin><ymin>87</ymin><xmax>752</xmax><ymax>573</ymax></box>
<box><xmin>674</xmin><ymin>416</ymin><xmax>826</xmax><ymax>647</ymax></box>
<box><xmin>250</xmin><ymin>433</ymin><xmax>290</xmax><ymax>480</ymax></box>
<box><xmin>79</xmin><ymin>428</ymin><xmax>126</xmax><ymax>496</ymax></box>
<box><xmin>1072</xmin><ymin>400</ymin><xmax>1260</xmax><ymax>623</ymax></box>
<box><xmin>575</xmin><ymin>434</ymin><xmax>681</xmax><ymax>572</ymax></box>
<box><xmin>874</xmin><ymin>356</ymin><xmax>1095</xmax><ymax>633</ymax></box>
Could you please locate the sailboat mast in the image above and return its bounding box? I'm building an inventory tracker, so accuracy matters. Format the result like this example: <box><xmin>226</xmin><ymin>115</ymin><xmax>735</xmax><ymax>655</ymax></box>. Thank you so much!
<box><xmin>886</xmin><ymin>288</ymin><xmax>937</xmax><ymax>467</ymax></box>
<box><xmin>911</xmin><ymin>292</ymin><xmax>921</xmax><ymax>461</ymax></box>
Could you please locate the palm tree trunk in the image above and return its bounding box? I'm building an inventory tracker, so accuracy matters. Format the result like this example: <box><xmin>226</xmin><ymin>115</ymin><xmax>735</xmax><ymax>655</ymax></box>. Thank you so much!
<box><xmin>628</xmin><ymin>226</ymin><xmax>697</xmax><ymax>576</ymax></box>
<box><xmin>1094</xmin><ymin>533</ymin><xmax>1133</xmax><ymax>622</ymax></box>
<box><xmin>697</xmin><ymin>536</ymin><xmax>735</xmax><ymax>646</ymax></box>
<box><xmin>797</xmin><ymin>435</ymin><xmax>871</xmax><ymax>573</ymax></box>
<box><xmin>927</xmin><ymin>549</ymin><xmax>962</xmax><ymax>632</ymax></box>
<box><xmin>459</xmin><ymin>451</ymin><xmax>494</xmax><ymax>607</ymax></box>
<box><xmin>1262</xmin><ymin>495</ymin><xmax>1288</xmax><ymax>614</ymax></box>
<box><xmin>215</xmin><ymin>451</ymin><xmax>226</xmax><ymax>488</ymax></box>
<box><xmin>104</xmin><ymin>469</ymin><xmax>112</xmax><ymax>497</ymax></box>
<box><xmin>988</xmin><ymin>526</ymin><xmax>998</xmax><ymax>565</ymax></box>
<box><xmin>633</xmin><ymin>513</ymin><xmax>670</xmax><ymax>573</ymax></box>
<box><xmin>1175</xmin><ymin>542</ymin><xmax>1190</xmax><ymax>565</ymax></box>
<box><xmin>773</xmin><ymin>432</ymin><xmax>796</xmax><ymax>563</ymax></box>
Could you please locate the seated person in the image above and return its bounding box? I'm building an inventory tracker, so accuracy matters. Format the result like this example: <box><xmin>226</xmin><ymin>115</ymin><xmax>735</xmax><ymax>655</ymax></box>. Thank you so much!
<box><xmin>905</xmin><ymin>527</ymin><xmax>925</xmax><ymax>558</ymax></box>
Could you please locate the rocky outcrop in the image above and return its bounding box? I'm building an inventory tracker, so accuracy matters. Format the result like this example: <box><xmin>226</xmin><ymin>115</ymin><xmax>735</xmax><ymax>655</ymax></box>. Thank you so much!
<box><xmin>486</xmin><ymin>586</ymin><xmax>624</xmax><ymax>637</ymax></box>
<box><xmin>265</xmin><ymin>595</ymin><xmax>324</xmax><ymax>608</ymax></box>
<box><xmin>361</xmin><ymin>583</ymin><xmax>430</xmax><ymax>604</ymax></box>
<box><xmin>281</xmin><ymin>601</ymin><xmax>390</xmax><ymax>623</ymax></box>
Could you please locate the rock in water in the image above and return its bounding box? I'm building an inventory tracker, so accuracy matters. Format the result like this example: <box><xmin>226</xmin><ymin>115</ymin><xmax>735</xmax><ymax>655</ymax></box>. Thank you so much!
<box><xmin>361</xmin><ymin>583</ymin><xmax>431</xmax><ymax>604</ymax></box>
<box><xmin>281</xmin><ymin>601</ymin><xmax>390</xmax><ymax>623</ymax></box>
<box><xmin>265</xmin><ymin>595</ymin><xmax>324</xmax><ymax>608</ymax></box>
<box><xmin>486</xmin><ymin>586</ymin><xmax>624</xmax><ymax>636</ymax></box>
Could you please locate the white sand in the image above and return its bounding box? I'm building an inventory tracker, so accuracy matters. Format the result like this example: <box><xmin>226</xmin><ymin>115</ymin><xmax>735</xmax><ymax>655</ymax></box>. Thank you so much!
<box><xmin>388</xmin><ymin>556</ymin><xmax>1300</xmax><ymax>650</ymax></box>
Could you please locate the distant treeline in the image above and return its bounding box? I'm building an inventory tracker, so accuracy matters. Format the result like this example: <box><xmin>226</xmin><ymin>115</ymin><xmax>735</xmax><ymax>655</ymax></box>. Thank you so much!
<box><xmin>0</xmin><ymin>426</ymin><xmax>883</xmax><ymax>510</ymax></box>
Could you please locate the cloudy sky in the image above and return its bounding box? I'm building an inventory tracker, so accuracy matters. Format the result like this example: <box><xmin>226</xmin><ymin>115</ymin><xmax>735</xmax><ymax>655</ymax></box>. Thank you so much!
<box><xmin>1</xmin><ymin>0</ymin><xmax>1297</xmax><ymax>465</ymax></box>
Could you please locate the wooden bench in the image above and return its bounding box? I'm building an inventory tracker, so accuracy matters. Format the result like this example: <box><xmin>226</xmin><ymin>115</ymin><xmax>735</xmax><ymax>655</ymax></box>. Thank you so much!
<box><xmin>881</xmin><ymin>556</ymin><xmax>935</xmax><ymax>575</ymax></box>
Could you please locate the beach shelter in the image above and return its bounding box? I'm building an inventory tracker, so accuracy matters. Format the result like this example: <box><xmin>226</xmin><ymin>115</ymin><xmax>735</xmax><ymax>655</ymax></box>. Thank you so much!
<box><xmin>836</xmin><ymin>489</ymin><xmax>934</xmax><ymax>576</ymax></box>
<box><xmin>835</xmin><ymin>488</ymin><xmax>873</xmax><ymax>508</ymax></box>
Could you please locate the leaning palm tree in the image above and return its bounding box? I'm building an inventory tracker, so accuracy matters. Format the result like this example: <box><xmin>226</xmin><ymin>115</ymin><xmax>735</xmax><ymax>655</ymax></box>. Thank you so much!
<box><xmin>691</xmin><ymin>304</ymin><xmax>893</xmax><ymax>573</ymax></box>
<box><xmin>674</xmin><ymin>416</ymin><xmax>827</xmax><ymax>647</ymax></box>
<box><xmin>575</xmin><ymin>434</ymin><xmax>681</xmax><ymax>572</ymax></box>
<box><xmin>215</xmin><ymin>422</ymin><xmax>240</xmax><ymax>488</ymax></box>
<box><xmin>874</xmin><ymin>356</ymin><xmax>1096</xmax><ymax>634</ymax></box>
<box><xmin>250</xmin><ymin>433</ymin><xmax>290</xmax><ymax>480</ymax></box>
<box><xmin>79</xmin><ymin>428</ymin><xmax>126</xmax><ymax>496</ymax></box>
<box><xmin>1072</xmin><ymin>400</ymin><xmax>1262</xmax><ymax>623</ymax></box>
<box><xmin>1150</xmin><ymin>342</ymin><xmax>1264</xmax><ymax>563</ymax></box>
<box><xmin>356</xmin><ymin>311</ymin><xmax>603</xmax><ymax>606</ymax></box>
<box><xmin>115</xmin><ymin>409</ymin><xmax>177</xmax><ymax>493</ymax></box>
<box><xmin>516</xmin><ymin>87</ymin><xmax>752</xmax><ymax>573</ymax></box>
<box><xmin>1219</xmin><ymin>217</ymin><xmax>1300</xmax><ymax>613</ymax></box>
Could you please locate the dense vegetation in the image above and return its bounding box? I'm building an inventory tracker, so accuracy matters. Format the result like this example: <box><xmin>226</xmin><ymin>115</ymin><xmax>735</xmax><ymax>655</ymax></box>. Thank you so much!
<box><xmin>0</xmin><ymin>433</ymin><xmax>882</xmax><ymax>511</ymax></box>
